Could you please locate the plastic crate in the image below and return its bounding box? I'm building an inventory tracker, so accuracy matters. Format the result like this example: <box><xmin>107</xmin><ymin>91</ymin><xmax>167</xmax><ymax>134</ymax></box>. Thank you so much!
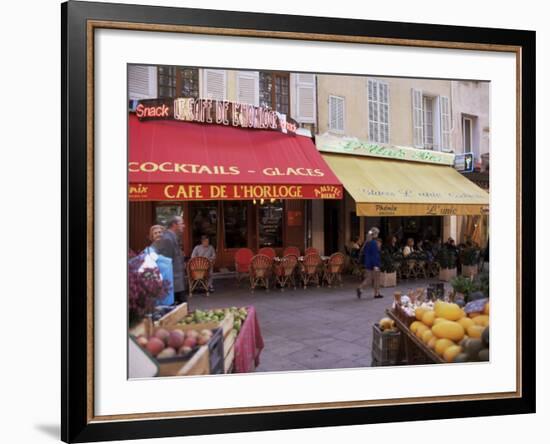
<box><xmin>371</xmin><ymin>323</ymin><xmax>402</xmax><ymax>366</ymax></box>
<box><xmin>208</xmin><ymin>327</ymin><xmax>225</xmax><ymax>374</ymax></box>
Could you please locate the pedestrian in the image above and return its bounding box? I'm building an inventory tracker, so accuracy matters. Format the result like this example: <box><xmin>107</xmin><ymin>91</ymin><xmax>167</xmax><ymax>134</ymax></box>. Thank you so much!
<box><xmin>403</xmin><ymin>237</ymin><xmax>415</xmax><ymax>257</ymax></box>
<box><xmin>356</xmin><ymin>227</ymin><xmax>383</xmax><ymax>299</ymax></box>
<box><xmin>147</xmin><ymin>224</ymin><xmax>165</xmax><ymax>250</ymax></box>
<box><xmin>155</xmin><ymin>216</ymin><xmax>186</xmax><ymax>304</ymax></box>
<box><xmin>191</xmin><ymin>234</ymin><xmax>217</xmax><ymax>292</ymax></box>
<box><xmin>143</xmin><ymin>224</ymin><xmax>174</xmax><ymax>306</ymax></box>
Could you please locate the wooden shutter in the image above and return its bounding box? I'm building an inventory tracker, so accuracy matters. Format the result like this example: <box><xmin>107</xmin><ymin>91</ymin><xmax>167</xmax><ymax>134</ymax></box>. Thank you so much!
<box><xmin>440</xmin><ymin>95</ymin><xmax>451</xmax><ymax>151</ymax></box>
<box><xmin>412</xmin><ymin>88</ymin><xmax>424</xmax><ymax>148</ymax></box>
<box><xmin>296</xmin><ymin>73</ymin><xmax>316</xmax><ymax>123</ymax></box>
<box><xmin>368</xmin><ymin>79</ymin><xmax>390</xmax><ymax>144</ymax></box>
<box><xmin>237</xmin><ymin>71</ymin><xmax>259</xmax><ymax>105</ymax></box>
<box><xmin>329</xmin><ymin>95</ymin><xmax>344</xmax><ymax>132</ymax></box>
<box><xmin>202</xmin><ymin>69</ymin><xmax>226</xmax><ymax>100</ymax></box>
<box><xmin>128</xmin><ymin>65</ymin><xmax>157</xmax><ymax>99</ymax></box>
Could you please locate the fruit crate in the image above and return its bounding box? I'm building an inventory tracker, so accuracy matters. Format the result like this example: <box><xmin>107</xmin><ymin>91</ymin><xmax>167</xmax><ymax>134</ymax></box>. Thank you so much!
<box><xmin>392</xmin><ymin>306</ymin><xmax>416</xmax><ymax>327</ymax></box>
<box><xmin>223</xmin><ymin>329</ymin><xmax>237</xmax><ymax>373</ymax></box>
<box><xmin>371</xmin><ymin>323</ymin><xmax>402</xmax><ymax>366</ymax></box>
<box><xmin>159</xmin><ymin>309</ymin><xmax>234</xmax><ymax>338</ymax></box>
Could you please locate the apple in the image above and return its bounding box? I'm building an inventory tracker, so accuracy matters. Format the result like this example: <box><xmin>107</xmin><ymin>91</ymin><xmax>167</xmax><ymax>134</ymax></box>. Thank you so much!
<box><xmin>146</xmin><ymin>337</ymin><xmax>165</xmax><ymax>356</ymax></box>
<box><xmin>167</xmin><ymin>330</ymin><xmax>185</xmax><ymax>349</ymax></box>
<box><xmin>136</xmin><ymin>335</ymin><xmax>148</xmax><ymax>347</ymax></box>
<box><xmin>156</xmin><ymin>347</ymin><xmax>176</xmax><ymax>359</ymax></box>
<box><xmin>178</xmin><ymin>346</ymin><xmax>192</xmax><ymax>356</ymax></box>
<box><xmin>154</xmin><ymin>328</ymin><xmax>170</xmax><ymax>344</ymax></box>
<box><xmin>183</xmin><ymin>337</ymin><xmax>197</xmax><ymax>348</ymax></box>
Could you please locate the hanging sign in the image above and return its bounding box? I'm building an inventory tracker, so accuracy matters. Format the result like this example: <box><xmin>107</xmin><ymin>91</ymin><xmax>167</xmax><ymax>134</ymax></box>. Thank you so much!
<box><xmin>454</xmin><ymin>153</ymin><xmax>475</xmax><ymax>173</ymax></box>
<box><xmin>316</xmin><ymin>134</ymin><xmax>455</xmax><ymax>166</ymax></box>
<box><xmin>135</xmin><ymin>98</ymin><xmax>299</xmax><ymax>135</ymax></box>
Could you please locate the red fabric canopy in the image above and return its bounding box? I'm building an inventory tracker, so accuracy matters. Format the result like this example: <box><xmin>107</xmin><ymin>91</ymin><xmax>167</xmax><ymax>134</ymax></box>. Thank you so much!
<box><xmin>128</xmin><ymin>114</ymin><xmax>342</xmax><ymax>201</ymax></box>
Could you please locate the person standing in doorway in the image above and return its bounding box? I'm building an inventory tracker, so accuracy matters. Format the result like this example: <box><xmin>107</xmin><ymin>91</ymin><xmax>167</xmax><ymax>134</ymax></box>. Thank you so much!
<box><xmin>357</xmin><ymin>227</ymin><xmax>383</xmax><ymax>299</ymax></box>
<box><xmin>155</xmin><ymin>216</ymin><xmax>186</xmax><ymax>304</ymax></box>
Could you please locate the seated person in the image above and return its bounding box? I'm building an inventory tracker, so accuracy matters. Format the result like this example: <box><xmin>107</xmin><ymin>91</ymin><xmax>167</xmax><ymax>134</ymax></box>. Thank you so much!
<box><xmin>403</xmin><ymin>238</ymin><xmax>415</xmax><ymax>257</ymax></box>
<box><xmin>347</xmin><ymin>236</ymin><xmax>362</xmax><ymax>259</ymax></box>
<box><xmin>191</xmin><ymin>235</ymin><xmax>217</xmax><ymax>292</ymax></box>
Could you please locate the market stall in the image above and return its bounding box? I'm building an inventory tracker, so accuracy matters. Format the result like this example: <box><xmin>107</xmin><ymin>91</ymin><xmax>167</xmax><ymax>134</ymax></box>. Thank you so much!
<box><xmin>372</xmin><ymin>288</ymin><xmax>490</xmax><ymax>366</ymax></box>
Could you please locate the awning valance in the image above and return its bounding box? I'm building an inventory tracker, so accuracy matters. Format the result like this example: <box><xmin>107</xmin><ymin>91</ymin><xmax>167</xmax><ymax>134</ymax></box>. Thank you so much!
<box><xmin>322</xmin><ymin>153</ymin><xmax>489</xmax><ymax>216</ymax></box>
<box><xmin>129</xmin><ymin>114</ymin><xmax>342</xmax><ymax>201</ymax></box>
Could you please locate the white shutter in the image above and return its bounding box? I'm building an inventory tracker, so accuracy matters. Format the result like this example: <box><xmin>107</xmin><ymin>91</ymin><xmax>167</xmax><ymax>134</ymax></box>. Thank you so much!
<box><xmin>368</xmin><ymin>79</ymin><xmax>390</xmax><ymax>144</ymax></box>
<box><xmin>237</xmin><ymin>71</ymin><xmax>259</xmax><ymax>105</ymax></box>
<box><xmin>128</xmin><ymin>65</ymin><xmax>157</xmax><ymax>99</ymax></box>
<box><xmin>328</xmin><ymin>95</ymin><xmax>344</xmax><ymax>132</ymax></box>
<box><xmin>412</xmin><ymin>88</ymin><xmax>424</xmax><ymax>148</ymax></box>
<box><xmin>296</xmin><ymin>73</ymin><xmax>316</xmax><ymax>123</ymax></box>
<box><xmin>202</xmin><ymin>69</ymin><xmax>226</xmax><ymax>100</ymax></box>
<box><xmin>440</xmin><ymin>95</ymin><xmax>451</xmax><ymax>151</ymax></box>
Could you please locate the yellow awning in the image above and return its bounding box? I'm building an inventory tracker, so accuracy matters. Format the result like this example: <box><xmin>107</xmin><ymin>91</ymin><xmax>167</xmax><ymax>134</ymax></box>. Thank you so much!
<box><xmin>322</xmin><ymin>153</ymin><xmax>489</xmax><ymax>217</ymax></box>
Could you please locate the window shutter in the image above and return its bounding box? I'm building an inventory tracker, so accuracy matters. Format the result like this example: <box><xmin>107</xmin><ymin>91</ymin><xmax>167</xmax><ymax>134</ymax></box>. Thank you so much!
<box><xmin>440</xmin><ymin>95</ymin><xmax>451</xmax><ymax>151</ymax></box>
<box><xmin>368</xmin><ymin>79</ymin><xmax>390</xmax><ymax>144</ymax></box>
<box><xmin>412</xmin><ymin>88</ymin><xmax>424</xmax><ymax>148</ymax></box>
<box><xmin>237</xmin><ymin>71</ymin><xmax>259</xmax><ymax>105</ymax></box>
<box><xmin>329</xmin><ymin>95</ymin><xmax>344</xmax><ymax>132</ymax></box>
<box><xmin>296</xmin><ymin>73</ymin><xmax>316</xmax><ymax>123</ymax></box>
<box><xmin>128</xmin><ymin>65</ymin><xmax>157</xmax><ymax>99</ymax></box>
<box><xmin>202</xmin><ymin>69</ymin><xmax>226</xmax><ymax>100</ymax></box>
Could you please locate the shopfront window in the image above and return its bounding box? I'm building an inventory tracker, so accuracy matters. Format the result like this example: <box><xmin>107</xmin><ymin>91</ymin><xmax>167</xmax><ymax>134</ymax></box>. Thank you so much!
<box><xmin>223</xmin><ymin>202</ymin><xmax>248</xmax><ymax>249</ymax></box>
<box><xmin>155</xmin><ymin>205</ymin><xmax>183</xmax><ymax>227</ymax></box>
<box><xmin>189</xmin><ymin>203</ymin><xmax>218</xmax><ymax>249</ymax></box>
<box><xmin>258</xmin><ymin>201</ymin><xmax>284</xmax><ymax>248</ymax></box>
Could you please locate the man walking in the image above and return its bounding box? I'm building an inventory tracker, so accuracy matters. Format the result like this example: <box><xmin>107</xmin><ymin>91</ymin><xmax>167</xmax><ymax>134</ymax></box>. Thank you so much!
<box><xmin>155</xmin><ymin>216</ymin><xmax>186</xmax><ymax>304</ymax></box>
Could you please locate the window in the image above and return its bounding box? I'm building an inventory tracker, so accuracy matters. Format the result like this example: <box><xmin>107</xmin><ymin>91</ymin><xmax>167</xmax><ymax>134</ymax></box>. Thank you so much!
<box><xmin>237</xmin><ymin>71</ymin><xmax>259</xmax><ymax>106</ymax></box>
<box><xmin>202</xmin><ymin>69</ymin><xmax>226</xmax><ymax>100</ymax></box>
<box><xmin>295</xmin><ymin>73</ymin><xmax>316</xmax><ymax>124</ymax></box>
<box><xmin>259</xmin><ymin>72</ymin><xmax>290</xmax><ymax>115</ymax></box>
<box><xmin>157</xmin><ymin>66</ymin><xmax>199</xmax><ymax>99</ymax></box>
<box><xmin>423</xmin><ymin>96</ymin><xmax>435</xmax><ymax>149</ymax></box>
<box><xmin>189</xmin><ymin>203</ymin><xmax>218</xmax><ymax>250</ymax></box>
<box><xmin>367</xmin><ymin>79</ymin><xmax>390</xmax><ymax>144</ymax></box>
<box><xmin>258</xmin><ymin>202</ymin><xmax>284</xmax><ymax>248</ymax></box>
<box><xmin>463</xmin><ymin>117</ymin><xmax>473</xmax><ymax>151</ymax></box>
<box><xmin>223</xmin><ymin>202</ymin><xmax>248</xmax><ymax>249</ymax></box>
<box><xmin>328</xmin><ymin>95</ymin><xmax>345</xmax><ymax>132</ymax></box>
<box><xmin>412</xmin><ymin>89</ymin><xmax>451</xmax><ymax>151</ymax></box>
<box><xmin>155</xmin><ymin>205</ymin><xmax>183</xmax><ymax>227</ymax></box>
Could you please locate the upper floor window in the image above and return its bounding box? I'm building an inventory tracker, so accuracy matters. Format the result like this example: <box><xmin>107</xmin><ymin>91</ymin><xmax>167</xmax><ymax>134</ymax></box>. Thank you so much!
<box><xmin>157</xmin><ymin>66</ymin><xmax>199</xmax><ymax>99</ymax></box>
<box><xmin>328</xmin><ymin>95</ymin><xmax>345</xmax><ymax>133</ymax></box>
<box><xmin>367</xmin><ymin>79</ymin><xmax>390</xmax><ymax>144</ymax></box>
<box><xmin>412</xmin><ymin>89</ymin><xmax>451</xmax><ymax>151</ymax></box>
<box><xmin>259</xmin><ymin>72</ymin><xmax>290</xmax><ymax>115</ymax></box>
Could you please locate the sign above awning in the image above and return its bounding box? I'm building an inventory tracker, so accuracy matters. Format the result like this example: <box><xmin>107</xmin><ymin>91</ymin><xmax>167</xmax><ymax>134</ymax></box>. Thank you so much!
<box><xmin>129</xmin><ymin>114</ymin><xmax>343</xmax><ymax>201</ymax></box>
<box><xmin>316</xmin><ymin>134</ymin><xmax>455</xmax><ymax>166</ymax></box>
<box><xmin>322</xmin><ymin>153</ymin><xmax>489</xmax><ymax>216</ymax></box>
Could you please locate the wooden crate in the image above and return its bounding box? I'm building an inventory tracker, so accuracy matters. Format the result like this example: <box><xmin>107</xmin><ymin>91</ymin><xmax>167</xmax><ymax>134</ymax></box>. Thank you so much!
<box><xmin>380</xmin><ymin>271</ymin><xmax>397</xmax><ymax>288</ymax></box>
<box><xmin>157</xmin><ymin>303</ymin><xmax>188</xmax><ymax>327</ymax></box>
<box><xmin>223</xmin><ymin>329</ymin><xmax>237</xmax><ymax>373</ymax></box>
<box><xmin>439</xmin><ymin>267</ymin><xmax>457</xmax><ymax>282</ymax></box>
<box><xmin>161</xmin><ymin>309</ymin><xmax>234</xmax><ymax>338</ymax></box>
<box><xmin>178</xmin><ymin>345</ymin><xmax>210</xmax><ymax>376</ymax></box>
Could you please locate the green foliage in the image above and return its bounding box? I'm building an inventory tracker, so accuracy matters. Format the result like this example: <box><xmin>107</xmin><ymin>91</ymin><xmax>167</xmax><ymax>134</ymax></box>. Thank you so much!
<box><xmin>474</xmin><ymin>271</ymin><xmax>490</xmax><ymax>298</ymax></box>
<box><xmin>450</xmin><ymin>275</ymin><xmax>476</xmax><ymax>296</ymax></box>
<box><xmin>380</xmin><ymin>249</ymin><xmax>396</xmax><ymax>273</ymax></box>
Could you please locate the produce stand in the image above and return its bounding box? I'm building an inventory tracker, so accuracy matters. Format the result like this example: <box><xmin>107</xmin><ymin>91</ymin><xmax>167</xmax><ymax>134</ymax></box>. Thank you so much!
<box><xmin>386</xmin><ymin>309</ymin><xmax>445</xmax><ymax>365</ymax></box>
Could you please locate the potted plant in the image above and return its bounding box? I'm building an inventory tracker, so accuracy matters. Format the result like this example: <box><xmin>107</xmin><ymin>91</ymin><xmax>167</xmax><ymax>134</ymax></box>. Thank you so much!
<box><xmin>436</xmin><ymin>247</ymin><xmax>457</xmax><ymax>282</ymax></box>
<box><xmin>461</xmin><ymin>246</ymin><xmax>480</xmax><ymax>277</ymax></box>
<box><xmin>380</xmin><ymin>249</ymin><xmax>397</xmax><ymax>287</ymax></box>
<box><xmin>450</xmin><ymin>275</ymin><xmax>475</xmax><ymax>304</ymax></box>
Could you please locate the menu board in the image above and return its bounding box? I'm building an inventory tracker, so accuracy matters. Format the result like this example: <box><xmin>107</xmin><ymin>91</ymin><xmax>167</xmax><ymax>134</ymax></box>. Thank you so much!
<box><xmin>258</xmin><ymin>202</ymin><xmax>283</xmax><ymax>247</ymax></box>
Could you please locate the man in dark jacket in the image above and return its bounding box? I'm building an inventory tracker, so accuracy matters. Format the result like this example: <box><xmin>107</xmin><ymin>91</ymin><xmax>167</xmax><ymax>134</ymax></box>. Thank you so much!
<box><xmin>155</xmin><ymin>216</ymin><xmax>186</xmax><ymax>304</ymax></box>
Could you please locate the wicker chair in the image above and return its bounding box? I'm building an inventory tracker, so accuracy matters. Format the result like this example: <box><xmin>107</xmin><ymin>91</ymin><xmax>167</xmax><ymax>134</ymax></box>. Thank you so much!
<box><xmin>323</xmin><ymin>252</ymin><xmax>346</xmax><ymax>287</ymax></box>
<box><xmin>258</xmin><ymin>247</ymin><xmax>276</xmax><ymax>260</ymax></box>
<box><xmin>283</xmin><ymin>246</ymin><xmax>301</xmax><ymax>257</ymax></box>
<box><xmin>402</xmin><ymin>257</ymin><xmax>418</xmax><ymax>279</ymax></box>
<box><xmin>187</xmin><ymin>256</ymin><xmax>211</xmax><ymax>297</ymax></box>
<box><xmin>300</xmin><ymin>253</ymin><xmax>322</xmax><ymax>289</ymax></box>
<box><xmin>273</xmin><ymin>254</ymin><xmax>298</xmax><ymax>291</ymax></box>
<box><xmin>249</xmin><ymin>254</ymin><xmax>273</xmax><ymax>292</ymax></box>
<box><xmin>428</xmin><ymin>260</ymin><xmax>440</xmax><ymax>278</ymax></box>
<box><xmin>414</xmin><ymin>256</ymin><xmax>428</xmax><ymax>279</ymax></box>
<box><xmin>235</xmin><ymin>248</ymin><xmax>254</xmax><ymax>286</ymax></box>
<box><xmin>304</xmin><ymin>247</ymin><xmax>319</xmax><ymax>256</ymax></box>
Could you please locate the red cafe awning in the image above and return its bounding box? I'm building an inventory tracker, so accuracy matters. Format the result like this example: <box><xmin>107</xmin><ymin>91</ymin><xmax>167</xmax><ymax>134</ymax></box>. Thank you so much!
<box><xmin>128</xmin><ymin>114</ymin><xmax>343</xmax><ymax>201</ymax></box>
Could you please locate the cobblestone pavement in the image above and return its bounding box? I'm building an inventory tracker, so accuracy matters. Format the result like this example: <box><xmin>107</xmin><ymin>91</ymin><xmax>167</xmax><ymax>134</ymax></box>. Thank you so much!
<box><xmin>188</xmin><ymin>275</ymin><xmax>452</xmax><ymax>373</ymax></box>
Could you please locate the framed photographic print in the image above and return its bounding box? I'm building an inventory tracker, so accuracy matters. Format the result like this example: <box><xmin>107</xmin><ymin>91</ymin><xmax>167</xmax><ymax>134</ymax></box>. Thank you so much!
<box><xmin>61</xmin><ymin>0</ymin><xmax>536</xmax><ymax>442</ymax></box>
